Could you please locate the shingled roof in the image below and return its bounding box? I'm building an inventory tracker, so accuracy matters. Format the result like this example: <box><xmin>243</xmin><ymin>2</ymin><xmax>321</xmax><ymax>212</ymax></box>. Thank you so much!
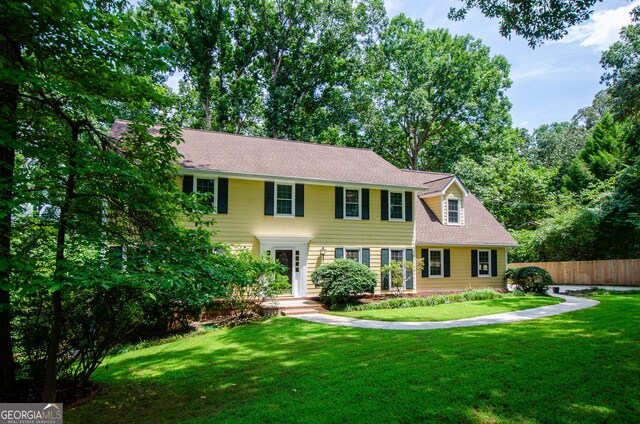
<box><xmin>405</xmin><ymin>170</ymin><xmax>518</xmax><ymax>247</ymax></box>
<box><xmin>111</xmin><ymin>120</ymin><xmax>426</xmax><ymax>190</ymax></box>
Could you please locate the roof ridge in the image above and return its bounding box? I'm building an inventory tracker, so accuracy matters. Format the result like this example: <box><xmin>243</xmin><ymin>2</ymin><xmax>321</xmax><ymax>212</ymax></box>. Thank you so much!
<box><xmin>180</xmin><ymin>126</ymin><xmax>376</xmax><ymax>154</ymax></box>
<box><xmin>114</xmin><ymin>119</ymin><xmax>376</xmax><ymax>154</ymax></box>
<box><xmin>401</xmin><ymin>169</ymin><xmax>454</xmax><ymax>176</ymax></box>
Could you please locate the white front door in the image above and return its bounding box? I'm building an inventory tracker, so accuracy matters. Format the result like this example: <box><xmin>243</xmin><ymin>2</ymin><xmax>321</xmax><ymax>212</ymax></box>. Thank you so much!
<box><xmin>258</xmin><ymin>236</ymin><xmax>312</xmax><ymax>298</ymax></box>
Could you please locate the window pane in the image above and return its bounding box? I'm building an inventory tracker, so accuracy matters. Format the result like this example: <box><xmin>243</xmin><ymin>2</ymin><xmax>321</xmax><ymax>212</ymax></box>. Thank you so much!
<box><xmin>277</xmin><ymin>184</ymin><xmax>292</xmax><ymax>200</ymax></box>
<box><xmin>448</xmin><ymin>199</ymin><xmax>459</xmax><ymax>224</ymax></box>
<box><xmin>345</xmin><ymin>189</ymin><xmax>360</xmax><ymax>217</ymax></box>
<box><xmin>276</xmin><ymin>184</ymin><xmax>293</xmax><ymax>215</ymax></box>
<box><xmin>430</xmin><ymin>250</ymin><xmax>442</xmax><ymax>276</ymax></box>
<box><xmin>277</xmin><ymin>199</ymin><xmax>292</xmax><ymax>214</ymax></box>
<box><xmin>391</xmin><ymin>249</ymin><xmax>403</xmax><ymax>262</ymax></box>
<box><xmin>345</xmin><ymin>249</ymin><xmax>360</xmax><ymax>262</ymax></box>
<box><xmin>479</xmin><ymin>251</ymin><xmax>489</xmax><ymax>275</ymax></box>
<box><xmin>390</xmin><ymin>192</ymin><xmax>403</xmax><ymax>219</ymax></box>
<box><xmin>196</xmin><ymin>178</ymin><xmax>215</xmax><ymax>206</ymax></box>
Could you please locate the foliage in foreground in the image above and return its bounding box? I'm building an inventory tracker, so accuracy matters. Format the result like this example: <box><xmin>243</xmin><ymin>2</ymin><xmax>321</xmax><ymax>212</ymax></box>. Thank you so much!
<box><xmin>219</xmin><ymin>249</ymin><xmax>289</xmax><ymax>318</ymax></box>
<box><xmin>66</xmin><ymin>294</ymin><xmax>640</xmax><ymax>424</ymax></box>
<box><xmin>338</xmin><ymin>288</ymin><xmax>504</xmax><ymax>312</ymax></box>
<box><xmin>506</xmin><ymin>266</ymin><xmax>554</xmax><ymax>293</ymax></box>
<box><xmin>311</xmin><ymin>259</ymin><xmax>377</xmax><ymax>306</ymax></box>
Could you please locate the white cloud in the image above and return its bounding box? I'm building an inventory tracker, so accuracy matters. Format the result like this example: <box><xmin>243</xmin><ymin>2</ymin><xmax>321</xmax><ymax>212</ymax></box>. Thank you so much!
<box><xmin>519</xmin><ymin>120</ymin><xmax>529</xmax><ymax>127</ymax></box>
<box><xmin>559</xmin><ymin>0</ymin><xmax>639</xmax><ymax>51</ymax></box>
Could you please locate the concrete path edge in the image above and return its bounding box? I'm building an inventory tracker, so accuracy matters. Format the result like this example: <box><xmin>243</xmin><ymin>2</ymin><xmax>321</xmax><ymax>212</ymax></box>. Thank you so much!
<box><xmin>290</xmin><ymin>293</ymin><xmax>600</xmax><ymax>331</ymax></box>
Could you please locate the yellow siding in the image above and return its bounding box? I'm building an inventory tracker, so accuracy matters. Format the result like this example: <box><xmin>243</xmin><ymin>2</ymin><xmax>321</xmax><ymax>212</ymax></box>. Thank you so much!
<box><xmin>179</xmin><ymin>176</ymin><xmax>414</xmax><ymax>295</ymax></box>
<box><xmin>425</xmin><ymin>196</ymin><xmax>442</xmax><ymax>222</ymax></box>
<box><xmin>416</xmin><ymin>246</ymin><xmax>506</xmax><ymax>291</ymax></box>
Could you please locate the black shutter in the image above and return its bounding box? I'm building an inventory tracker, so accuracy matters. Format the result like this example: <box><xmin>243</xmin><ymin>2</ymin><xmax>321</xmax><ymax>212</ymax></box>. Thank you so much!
<box><xmin>217</xmin><ymin>177</ymin><xmax>228</xmax><ymax>214</ymax></box>
<box><xmin>421</xmin><ymin>248</ymin><xmax>429</xmax><ymax>277</ymax></box>
<box><xmin>444</xmin><ymin>249</ymin><xmax>451</xmax><ymax>277</ymax></box>
<box><xmin>335</xmin><ymin>247</ymin><xmax>344</xmax><ymax>259</ymax></box>
<box><xmin>381</xmin><ymin>248</ymin><xmax>390</xmax><ymax>290</ymax></box>
<box><xmin>335</xmin><ymin>187</ymin><xmax>343</xmax><ymax>219</ymax></box>
<box><xmin>182</xmin><ymin>175</ymin><xmax>193</xmax><ymax>194</ymax></box>
<box><xmin>295</xmin><ymin>184</ymin><xmax>304</xmax><ymax>217</ymax></box>
<box><xmin>471</xmin><ymin>249</ymin><xmax>478</xmax><ymax>277</ymax></box>
<box><xmin>264</xmin><ymin>182</ymin><xmax>274</xmax><ymax>216</ymax></box>
<box><xmin>362</xmin><ymin>189</ymin><xmax>370</xmax><ymax>220</ymax></box>
<box><xmin>491</xmin><ymin>249</ymin><xmax>498</xmax><ymax>277</ymax></box>
<box><xmin>405</xmin><ymin>191</ymin><xmax>413</xmax><ymax>221</ymax></box>
<box><xmin>381</xmin><ymin>190</ymin><xmax>389</xmax><ymax>220</ymax></box>
<box><xmin>405</xmin><ymin>249</ymin><xmax>414</xmax><ymax>289</ymax></box>
<box><xmin>362</xmin><ymin>248</ymin><xmax>370</xmax><ymax>267</ymax></box>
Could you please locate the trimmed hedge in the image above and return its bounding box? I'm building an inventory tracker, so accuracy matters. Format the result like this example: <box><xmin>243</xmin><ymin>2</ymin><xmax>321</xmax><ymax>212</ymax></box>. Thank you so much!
<box><xmin>311</xmin><ymin>259</ymin><xmax>377</xmax><ymax>306</ymax></box>
<box><xmin>341</xmin><ymin>288</ymin><xmax>504</xmax><ymax>312</ymax></box>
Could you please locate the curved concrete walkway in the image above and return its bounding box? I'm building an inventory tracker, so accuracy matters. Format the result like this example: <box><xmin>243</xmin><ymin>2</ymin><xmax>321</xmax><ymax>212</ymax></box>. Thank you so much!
<box><xmin>291</xmin><ymin>293</ymin><xmax>600</xmax><ymax>330</ymax></box>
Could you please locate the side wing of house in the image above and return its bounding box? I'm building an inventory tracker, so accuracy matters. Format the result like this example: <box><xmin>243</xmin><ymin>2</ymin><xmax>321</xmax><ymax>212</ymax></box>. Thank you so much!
<box><xmin>409</xmin><ymin>172</ymin><xmax>518</xmax><ymax>291</ymax></box>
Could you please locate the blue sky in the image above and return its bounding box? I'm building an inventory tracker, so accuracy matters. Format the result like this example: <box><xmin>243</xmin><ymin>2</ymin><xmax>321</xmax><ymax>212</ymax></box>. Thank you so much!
<box><xmin>385</xmin><ymin>1</ymin><xmax>640</xmax><ymax>130</ymax></box>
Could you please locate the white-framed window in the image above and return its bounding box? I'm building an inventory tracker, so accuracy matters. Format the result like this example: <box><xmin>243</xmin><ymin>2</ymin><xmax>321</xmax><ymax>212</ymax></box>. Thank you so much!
<box><xmin>478</xmin><ymin>249</ymin><xmax>490</xmax><ymax>277</ymax></box>
<box><xmin>429</xmin><ymin>248</ymin><xmax>443</xmax><ymax>277</ymax></box>
<box><xmin>344</xmin><ymin>188</ymin><xmax>361</xmax><ymax>219</ymax></box>
<box><xmin>344</xmin><ymin>247</ymin><xmax>362</xmax><ymax>263</ymax></box>
<box><xmin>389</xmin><ymin>191</ymin><xmax>404</xmax><ymax>221</ymax></box>
<box><xmin>447</xmin><ymin>198</ymin><xmax>460</xmax><ymax>225</ymax></box>
<box><xmin>195</xmin><ymin>177</ymin><xmax>216</xmax><ymax>209</ymax></box>
<box><xmin>389</xmin><ymin>248</ymin><xmax>406</xmax><ymax>288</ymax></box>
<box><xmin>275</xmin><ymin>183</ymin><xmax>294</xmax><ymax>216</ymax></box>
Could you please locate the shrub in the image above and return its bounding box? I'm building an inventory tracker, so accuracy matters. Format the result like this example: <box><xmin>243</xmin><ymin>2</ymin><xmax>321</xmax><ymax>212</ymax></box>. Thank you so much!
<box><xmin>341</xmin><ymin>288</ymin><xmax>504</xmax><ymax>312</ymax></box>
<box><xmin>381</xmin><ymin>258</ymin><xmax>424</xmax><ymax>297</ymax></box>
<box><xmin>221</xmin><ymin>250</ymin><xmax>290</xmax><ymax>318</ymax></box>
<box><xmin>311</xmin><ymin>259</ymin><xmax>377</xmax><ymax>306</ymax></box>
<box><xmin>507</xmin><ymin>266</ymin><xmax>553</xmax><ymax>293</ymax></box>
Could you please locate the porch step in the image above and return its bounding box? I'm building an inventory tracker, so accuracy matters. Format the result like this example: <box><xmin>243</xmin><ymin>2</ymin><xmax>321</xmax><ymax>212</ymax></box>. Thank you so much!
<box><xmin>261</xmin><ymin>299</ymin><xmax>326</xmax><ymax>316</ymax></box>
<box><xmin>281</xmin><ymin>307</ymin><xmax>326</xmax><ymax>316</ymax></box>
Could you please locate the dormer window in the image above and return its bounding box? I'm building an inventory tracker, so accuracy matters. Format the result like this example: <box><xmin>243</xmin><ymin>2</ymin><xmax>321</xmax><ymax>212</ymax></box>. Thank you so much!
<box><xmin>447</xmin><ymin>198</ymin><xmax>460</xmax><ymax>225</ymax></box>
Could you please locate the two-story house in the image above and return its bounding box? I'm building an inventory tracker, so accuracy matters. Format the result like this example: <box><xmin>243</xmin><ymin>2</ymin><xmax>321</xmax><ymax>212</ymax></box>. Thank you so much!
<box><xmin>112</xmin><ymin>120</ymin><xmax>517</xmax><ymax>297</ymax></box>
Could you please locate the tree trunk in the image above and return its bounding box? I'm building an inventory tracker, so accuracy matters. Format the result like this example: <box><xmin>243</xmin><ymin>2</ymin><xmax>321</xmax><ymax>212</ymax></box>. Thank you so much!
<box><xmin>204</xmin><ymin>92</ymin><xmax>211</xmax><ymax>130</ymax></box>
<box><xmin>0</xmin><ymin>37</ymin><xmax>20</xmax><ymax>400</ymax></box>
<box><xmin>42</xmin><ymin>125</ymin><xmax>79</xmax><ymax>402</ymax></box>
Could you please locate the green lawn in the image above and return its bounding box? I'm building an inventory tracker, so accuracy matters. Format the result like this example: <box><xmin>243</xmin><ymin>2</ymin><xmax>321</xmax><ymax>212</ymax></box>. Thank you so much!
<box><xmin>327</xmin><ymin>295</ymin><xmax>563</xmax><ymax>322</ymax></box>
<box><xmin>67</xmin><ymin>293</ymin><xmax>640</xmax><ymax>423</ymax></box>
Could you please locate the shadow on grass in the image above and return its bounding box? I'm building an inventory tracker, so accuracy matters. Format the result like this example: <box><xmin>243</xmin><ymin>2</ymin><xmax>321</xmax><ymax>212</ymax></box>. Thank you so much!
<box><xmin>67</xmin><ymin>295</ymin><xmax>640</xmax><ymax>424</ymax></box>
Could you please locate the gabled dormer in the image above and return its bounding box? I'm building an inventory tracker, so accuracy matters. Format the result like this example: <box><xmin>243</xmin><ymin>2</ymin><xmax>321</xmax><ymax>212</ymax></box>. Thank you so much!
<box><xmin>419</xmin><ymin>175</ymin><xmax>468</xmax><ymax>226</ymax></box>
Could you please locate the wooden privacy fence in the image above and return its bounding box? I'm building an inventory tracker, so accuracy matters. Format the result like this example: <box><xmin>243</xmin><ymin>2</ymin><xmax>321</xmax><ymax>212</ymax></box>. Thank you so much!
<box><xmin>509</xmin><ymin>259</ymin><xmax>640</xmax><ymax>286</ymax></box>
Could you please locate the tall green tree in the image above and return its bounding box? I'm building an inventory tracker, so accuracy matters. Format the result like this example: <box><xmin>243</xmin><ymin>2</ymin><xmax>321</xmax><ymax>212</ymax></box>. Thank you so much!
<box><xmin>601</xmin><ymin>23</ymin><xmax>640</xmax><ymax>119</ymax></box>
<box><xmin>140</xmin><ymin>0</ymin><xmax>262</xmax><ymax>132</ymax></box>
<box><xmin>1</xmin><ymin>0</ymin><xmax>225</xmax><ymax>402</ymax></box>
<box><xmin>358</xmin><ymin>15</ymin><xmax>511</xmax><ymax>171</ymax></box>
<box><xmin>449</xmin><ymin>0</ymin><xmax>604</xmax><ymax>47</ymax></box>
<box><xmin>530</xmin><ymin>122</ymin><xmax>589</xmax><ymax>169</ymax></box>
<box><xmin>251</xmin><ymin>0</ymin><xmax>385</xmax><ymax>140</ymax></box>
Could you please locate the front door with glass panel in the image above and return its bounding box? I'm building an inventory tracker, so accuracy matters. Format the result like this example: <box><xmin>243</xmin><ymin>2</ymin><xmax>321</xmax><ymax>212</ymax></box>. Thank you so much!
<box><xmin>275</xmin><ymin>249</ymin><xmax>294</xmax><ymax>294</ymax></box>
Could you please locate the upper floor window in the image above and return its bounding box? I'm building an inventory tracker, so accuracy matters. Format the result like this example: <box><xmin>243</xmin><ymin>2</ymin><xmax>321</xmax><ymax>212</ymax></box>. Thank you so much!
<box><xmin>389</xmin><ymin>191</ymin><xmax>404</xmax><ymax>221</ymax></box>
<box><xmin>478</xmin><ymin>250</ymin><xmax>490</xmax><ymax>277</ymax></box>
<box><xmin>448</xmin><ymin>198</ymin><xmax>460</xmax><ymax>225</ymax></box>
<box><xmin>276</xmin><ymin>183</ymin><xmax>294</xmax><ymax>216</ymax></box>
<box><xmin>344</xmin><ymin>189</ymin><xmax>361</xmax><ymax>219</ymax></box>
<box><xmin>196</xmin><ymin>177</ymin><xmax>216</xmax><ymax>207</ymax></box>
